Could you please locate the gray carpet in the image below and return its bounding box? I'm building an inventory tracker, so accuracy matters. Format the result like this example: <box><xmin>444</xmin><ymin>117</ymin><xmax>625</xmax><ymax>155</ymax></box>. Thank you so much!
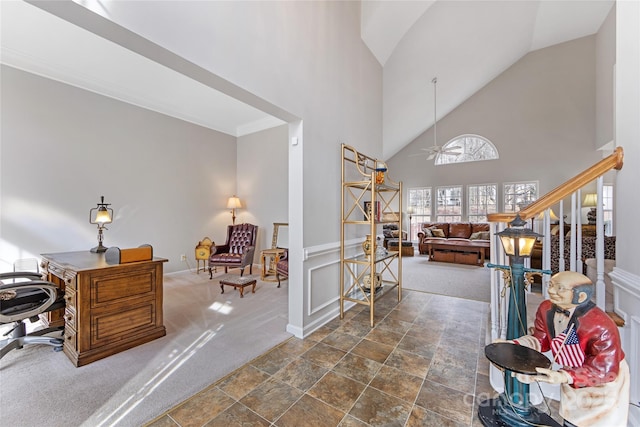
<box><xmin>402</xmin><ymin>254</ymin><xmax>491</xmax><ymax>303</ymax></box>
<box><xmin>0</xmin><ymin>270</ymin><xmax>291</xmax><ymax>427</ymax></box>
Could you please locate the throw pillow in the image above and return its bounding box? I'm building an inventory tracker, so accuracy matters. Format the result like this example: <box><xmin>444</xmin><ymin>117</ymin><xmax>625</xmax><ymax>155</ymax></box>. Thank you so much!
<box><xmin>421</xmin><ymin>228</ymin><xmax>433</xmax><ymax>237</ymax></box>
<box><xmin>431</xmin><ymin>228</ymin><xmax>446</xmax><ymax>238</ymax></box>
<box><xmin>470</xmin><ymin>231</ymin><xmax>490</xmax><ymax>240</ymax></box>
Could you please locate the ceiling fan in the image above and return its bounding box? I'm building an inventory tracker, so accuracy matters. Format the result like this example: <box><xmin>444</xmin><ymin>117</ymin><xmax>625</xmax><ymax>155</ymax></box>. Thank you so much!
<box><xmin>414</xmin><ymin>77</ymin><xmax>461</xmax><ymax>160</ymax></box>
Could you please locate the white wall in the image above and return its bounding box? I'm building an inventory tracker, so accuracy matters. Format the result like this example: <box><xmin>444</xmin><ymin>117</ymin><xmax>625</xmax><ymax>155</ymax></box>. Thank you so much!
<box><xmin>611</xmin><ymin>1</ymin><xmax>640</xmax><ymax>421</ymax></box>
<box><xmin>0</xmin><ymin>65</ymin><xmax>237</xmax><ymax>273</ymax></box>
<box><xmin>387</xmin><ymin>36</ymin><xmax>602</xmax><ymax>212</ymax></box>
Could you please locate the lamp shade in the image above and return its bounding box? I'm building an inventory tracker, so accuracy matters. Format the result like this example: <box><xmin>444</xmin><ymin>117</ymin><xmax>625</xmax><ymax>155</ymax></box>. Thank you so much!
<box><xmin>94</xmin><ymin>207</ymin><xmax>112</xmax><ymax>224</ymax></box>
<box><xmin>226</xmin><ymin>196</ymin><xmax>242</xmax><ymax>209</ymax></box>
<box><xmin>536</xmin><ymin>209</ymin><xmax>559</xmax><ymax>221</ymax></box>
<box><xmin>90</xmin><ymin>196</ymin><xmax>113</xmax><ymax>225</ymax></box>
<box><xmin>583</xmin><ymin>193</ymin><xmax>598</xmax><ymax>207</ymax></box>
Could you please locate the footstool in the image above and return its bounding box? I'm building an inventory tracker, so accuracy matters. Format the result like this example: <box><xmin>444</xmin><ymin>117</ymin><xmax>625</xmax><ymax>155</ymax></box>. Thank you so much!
<box><xmin>387</xmin><ymin>239</ymin><xmax>414</xmax><ymax>257</ymax></box>
<box><xmin>219</xmin><ymin>275</ymin><xmax>257</xmax><ymax>298</ymax></box>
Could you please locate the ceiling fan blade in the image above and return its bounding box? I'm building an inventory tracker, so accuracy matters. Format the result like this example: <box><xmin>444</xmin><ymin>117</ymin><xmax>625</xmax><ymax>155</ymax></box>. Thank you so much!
<box><xmin>426</xmin><ymin>152</ymin><xmax>436</xmax><ymax>160</ymax></box>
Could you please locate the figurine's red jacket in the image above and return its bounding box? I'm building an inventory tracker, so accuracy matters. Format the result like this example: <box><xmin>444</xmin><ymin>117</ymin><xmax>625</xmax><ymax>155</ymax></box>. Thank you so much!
<box><xmin>529</xmin><ymin>300</ymin><xmax>625</xmax><ymax>388</ymax></box>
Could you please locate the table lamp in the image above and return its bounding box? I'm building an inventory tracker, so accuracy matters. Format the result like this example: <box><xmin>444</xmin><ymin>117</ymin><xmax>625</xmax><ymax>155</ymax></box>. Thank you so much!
<box><xmin>582</xmin><ymin>193</ymin><xmax>598</xmax><ymax>225</ymax></box>
<box><xmin>89</xmin><ymin>196</ymin><xmax>113</xmax><ymax>253</ymax></box>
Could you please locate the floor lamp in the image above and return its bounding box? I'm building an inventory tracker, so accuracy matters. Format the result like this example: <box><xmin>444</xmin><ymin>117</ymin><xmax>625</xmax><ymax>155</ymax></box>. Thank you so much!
<box><xmin>227</xmin><ymin>196</ymin><xmax>242</xmax><ymax>225</ymax></box>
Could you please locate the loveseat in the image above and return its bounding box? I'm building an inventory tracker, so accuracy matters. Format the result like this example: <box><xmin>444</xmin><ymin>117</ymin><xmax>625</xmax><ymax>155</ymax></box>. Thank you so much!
<box><xmin>418</xmin><ymin>222</ymin><xmax>490</xmax><ymax>266</ymax></box>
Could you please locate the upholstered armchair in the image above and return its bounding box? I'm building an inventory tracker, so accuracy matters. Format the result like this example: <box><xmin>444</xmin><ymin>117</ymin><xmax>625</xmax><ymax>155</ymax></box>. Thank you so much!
<box><xmin>276</xmin><ymin>249</ymin><xmax>288</xmax><ymax>288</ymax></box>
<box><xmin>209</xmin><ymin>223</ymin><xmax>258</xmax><ymax>278</ymax></box>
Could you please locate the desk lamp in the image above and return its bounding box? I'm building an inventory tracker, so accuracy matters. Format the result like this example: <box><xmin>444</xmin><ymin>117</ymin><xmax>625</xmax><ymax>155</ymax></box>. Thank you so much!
<box><xmin>89</xmin><ymin>196</ymin><xmax>113</xmax><ymax>253</ymax></box>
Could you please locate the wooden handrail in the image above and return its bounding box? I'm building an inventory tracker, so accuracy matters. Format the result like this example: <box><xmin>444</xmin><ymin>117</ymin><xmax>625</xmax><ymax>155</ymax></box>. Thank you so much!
<box><xmin>488</xmin><ymin>147</ymin><xmax>623</xmax><ymax>223</ymax></box>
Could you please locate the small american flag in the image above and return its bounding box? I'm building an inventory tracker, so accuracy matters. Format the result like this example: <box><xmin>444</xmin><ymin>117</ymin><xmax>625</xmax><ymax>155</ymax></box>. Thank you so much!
<box><xmin>551</xmin><ymin>326</ymin><xmax>584</xmax><ymax>367</ymax></box>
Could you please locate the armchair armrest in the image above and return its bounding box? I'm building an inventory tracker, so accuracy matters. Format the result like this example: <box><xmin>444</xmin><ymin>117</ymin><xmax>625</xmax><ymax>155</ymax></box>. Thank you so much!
<box><xmin>241</xmin><ymin>245</ymin><xmax>257</xmax><ymax>263</ymax></box>
<box><xmin>211</xmin><ymin>244</ymin><xmax>230</xmax><ymax>257</ymax></box>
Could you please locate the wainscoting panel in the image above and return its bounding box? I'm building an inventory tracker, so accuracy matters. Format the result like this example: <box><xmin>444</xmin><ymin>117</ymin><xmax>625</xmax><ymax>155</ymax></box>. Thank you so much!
<box><xmin>307</xmin><ymin>259</ymin><xmax>340</xmax><ymax>316</ymax></box>
<box><xmin>609</xmin><ymin>267</ymin><xmax>640</xmax><ymax>424</ymax></box>
<box><xmin>301</xmin><ymin>239</ymin><xmax>361</xmax><ymax>337</ymax></box>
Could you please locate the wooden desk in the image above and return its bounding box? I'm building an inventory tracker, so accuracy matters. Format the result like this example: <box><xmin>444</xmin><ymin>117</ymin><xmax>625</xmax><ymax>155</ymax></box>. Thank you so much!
<box><xmin>40</xmin><ymin>251</ymin><xmax>167</xmax><ymax>367</ymax></box>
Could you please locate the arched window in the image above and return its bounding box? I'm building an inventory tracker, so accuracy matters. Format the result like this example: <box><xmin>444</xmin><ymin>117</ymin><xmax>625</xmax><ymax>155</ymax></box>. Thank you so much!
<box><xmin>435</xmin><ymin>134</ymin><xmax>499</xmax><ymax>165</ymax></box>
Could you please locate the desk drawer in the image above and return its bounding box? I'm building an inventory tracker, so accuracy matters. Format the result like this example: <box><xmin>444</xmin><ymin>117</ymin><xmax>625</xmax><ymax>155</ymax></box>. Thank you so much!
<box><xmin>64</xmin><ymin>308</ymin><xmax>76</xmax><ymax>330</ymax></box>
<box><xmin>63</xmin><ymin>327</ymin><xmax>77</xmax><ymax>352</ymax></box>
<box><xmin>64</xmin><ymin>288</ymin><xmax>77</xmax><ymax>311</ymax></box>
<box><xmin>90</xmin><ymin>300</ymin><xmax>157</xmax><ymax>348</ymax></box>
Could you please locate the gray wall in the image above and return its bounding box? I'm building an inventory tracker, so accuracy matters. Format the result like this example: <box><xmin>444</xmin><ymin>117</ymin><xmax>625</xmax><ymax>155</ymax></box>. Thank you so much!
<box><xmin>0</xmin><ymin>65</ymin><xmax>240</xmax><ymax>273</ymax></box>
<box><xmin>85</xmin><ymin>0</ymin><xmax>383</xmax><ymax>248</ymax></box>
<box><xmin>86</xmin><ymin>1</ymin><xmax>383</xmax><ymax>336</ymax></box>
<box><xmin>387</xmin><ymin>35</ymin><xmax>602</xmax><ymax>215</ymax></box>
<box><xmin>236</xmin><ymin>124</ymin><xmax>289</xmax><ymax>253</ymax></box>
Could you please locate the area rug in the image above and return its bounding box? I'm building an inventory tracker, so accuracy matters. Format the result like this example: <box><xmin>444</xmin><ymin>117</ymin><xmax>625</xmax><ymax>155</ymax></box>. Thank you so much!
<box><xmin>402</xmin><ymin>255</ymin><xmax>491</xmax><ymax>303</ymax></box>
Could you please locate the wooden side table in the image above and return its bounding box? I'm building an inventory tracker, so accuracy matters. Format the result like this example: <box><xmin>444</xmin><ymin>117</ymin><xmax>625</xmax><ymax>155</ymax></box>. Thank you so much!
<box><xmin>260</xmin><ymin>248</ymin><xmax>285</xmax><ymax>282</ymax></box>
<box><xmin>195</xmin><ymin>237</ymin><xmax>214</xmax><ymax>274</ymax></box>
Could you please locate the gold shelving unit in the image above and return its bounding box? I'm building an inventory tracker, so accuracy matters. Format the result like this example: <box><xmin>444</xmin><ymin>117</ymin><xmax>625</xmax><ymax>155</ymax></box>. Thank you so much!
<box><xmin>341</xmin><ymin>144</ymin><xmax>403</xmax><ymax>327</ymax></box>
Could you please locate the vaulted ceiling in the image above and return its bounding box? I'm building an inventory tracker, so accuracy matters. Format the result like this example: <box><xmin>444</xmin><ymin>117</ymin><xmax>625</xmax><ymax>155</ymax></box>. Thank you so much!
<box><xmin>361</xmin><ymin>0</ymin><xmax>614</xmax><ymax>159</ymax></box>
<box><xmin>1</xmin><ymin>1</ymin><xmax>614</xmax><ymax>156</ymax></box>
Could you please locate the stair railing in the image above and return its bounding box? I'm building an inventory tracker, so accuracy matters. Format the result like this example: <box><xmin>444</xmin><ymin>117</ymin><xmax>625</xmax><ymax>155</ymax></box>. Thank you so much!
<box><xmin>487</xmin><ymin>147</ymin><xmax>623</xmax><ymax>340</ymax></box>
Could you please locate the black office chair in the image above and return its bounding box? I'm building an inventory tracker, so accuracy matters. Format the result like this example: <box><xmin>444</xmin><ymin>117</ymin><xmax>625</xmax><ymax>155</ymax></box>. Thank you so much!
<box><xmin>0</xmin><ymin>272</ymin><xmax>65</xmax><ymax>360</ymax></box>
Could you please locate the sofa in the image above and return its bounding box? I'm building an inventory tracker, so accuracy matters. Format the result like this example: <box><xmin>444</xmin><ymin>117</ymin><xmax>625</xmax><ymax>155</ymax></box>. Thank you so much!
<box><xmin>418</xmin><ymin>222</ymin><xmax>490</xmax><ymax>266</ymax></box>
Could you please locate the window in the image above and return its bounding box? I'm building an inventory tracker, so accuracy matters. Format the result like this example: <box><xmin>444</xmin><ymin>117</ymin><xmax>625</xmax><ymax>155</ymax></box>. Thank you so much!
<box><xmin>436</xmin><ymin>186</ymin><xmax>462</xmax><ymax>222</ymax></box>
<box><xmin>503</xmin><ymin>182</ymin><xmax>538</xmax><ymax>213</ymax></box>
<box><xmin>603</xmin><ymin>184</ymin><xmax>614</xmax><ymax>236</ymax></box>
<box><xmin>468</xmin><ymin>184</ymin><xmax>497</xmax><ymax>222</ymax></box>
<box><xmin>435</xmin><ymin>134</ymin><xmax>499</xmax><ymax>165</ymax></box>
<box><xmin>408</xmin><ymin>187</ymin><xmax>431</xmax><ymax>241</ymax></box>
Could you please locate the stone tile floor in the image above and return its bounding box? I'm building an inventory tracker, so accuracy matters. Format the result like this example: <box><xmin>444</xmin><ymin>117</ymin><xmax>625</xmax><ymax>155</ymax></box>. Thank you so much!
<box><xmin>146</xmin><ymin>290</ymin><xmax>559</xmax><ymax>426</ymax></box>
